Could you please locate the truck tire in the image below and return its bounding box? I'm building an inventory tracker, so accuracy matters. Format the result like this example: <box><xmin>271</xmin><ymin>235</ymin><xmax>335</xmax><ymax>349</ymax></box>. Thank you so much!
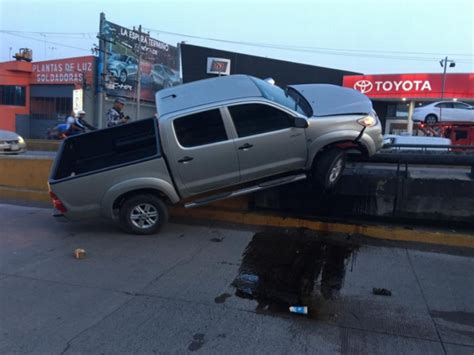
<box><xmin>311</xmin><ymin>148</ymin><xmax>346</xmax><ymax>190</ymax></box>
<box><xmin>119</xmin><ymin>194</ymin><xmax>168</xmax><ymax>235</ymax></box>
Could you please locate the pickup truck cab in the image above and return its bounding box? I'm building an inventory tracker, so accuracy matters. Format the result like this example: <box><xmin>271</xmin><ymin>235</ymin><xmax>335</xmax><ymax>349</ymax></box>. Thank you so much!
<box><xmin>49</xmin><ymin>75</ymin><xmax>382</xmax><ymax>234</ymax></box>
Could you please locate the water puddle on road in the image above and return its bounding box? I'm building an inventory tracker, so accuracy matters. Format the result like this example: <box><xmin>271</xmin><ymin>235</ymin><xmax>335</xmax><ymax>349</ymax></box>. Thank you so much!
<box><xmin>231</xmin><ymin>229</ymin><xmax>358</xmax><ymax>318</ymax></box>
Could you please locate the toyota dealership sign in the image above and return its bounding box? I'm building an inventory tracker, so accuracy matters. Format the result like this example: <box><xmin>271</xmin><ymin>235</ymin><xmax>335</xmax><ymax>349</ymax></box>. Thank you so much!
<box><xmin>344</xmin><ymin>73</ymin><xmax>473</xmax><ymax>99</ymax></box>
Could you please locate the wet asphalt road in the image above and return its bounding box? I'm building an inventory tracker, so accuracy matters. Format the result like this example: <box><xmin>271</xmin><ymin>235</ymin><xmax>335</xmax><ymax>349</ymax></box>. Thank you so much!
<box><xmin>0</xmin><ymin>203</ymin><xmax>473</xmax><ymax>354</ymax></box>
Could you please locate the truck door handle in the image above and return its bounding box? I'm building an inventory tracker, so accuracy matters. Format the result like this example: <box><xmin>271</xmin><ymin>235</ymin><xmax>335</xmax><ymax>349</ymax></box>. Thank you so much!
<box><xmin>178</xmin><ymin>156</ymin><xmax>194</xmax><ymax>163</ymax></box>
<box><xmin>238</xmin><ymin>143</ymin><xmax>253</xmax><ymax>151</ymax></box>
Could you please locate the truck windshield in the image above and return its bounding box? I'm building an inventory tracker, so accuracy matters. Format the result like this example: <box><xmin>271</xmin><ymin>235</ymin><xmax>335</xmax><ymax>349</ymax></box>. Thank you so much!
<box><xmin>250</xmin><ymin>77</ymin><xmax>308</xmax><ymax>117</ymax></box>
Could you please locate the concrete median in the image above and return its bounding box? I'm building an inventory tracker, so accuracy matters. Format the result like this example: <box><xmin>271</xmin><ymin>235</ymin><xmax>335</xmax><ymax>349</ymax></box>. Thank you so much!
<box><xmin>25</xmin><ymin>139</ymin><xmax>61</xmax><ymax>152</ymax></box>
<box><xmin>1</xmin><ymin>154</ymin><xmax>472</xmax><ymax>248</ymax></box>
<box><xmin>0</xmin><ymin>155</ymin><xmax>53</xmax><ymax>203</ymax></box>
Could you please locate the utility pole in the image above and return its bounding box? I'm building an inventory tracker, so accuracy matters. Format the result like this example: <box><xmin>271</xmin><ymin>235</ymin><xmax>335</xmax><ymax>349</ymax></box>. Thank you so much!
<box><xmin>441</xmin><ymin>56</ymin><xmax>448</xmax><ymax>99</ymax></box>
<box><xmin>96</xmin><ymin>12</ymin><xmax>106</xmax><ymax>129</ymax></box>
<box><xmin>439</xmin><ymin>56</ymin><xmax>455</xmax><ymax>122</ymax></box>
<box><xmin>136</xmin><ymin>25</ymin><xmax>142</xmax><ymax>121</ymax></box>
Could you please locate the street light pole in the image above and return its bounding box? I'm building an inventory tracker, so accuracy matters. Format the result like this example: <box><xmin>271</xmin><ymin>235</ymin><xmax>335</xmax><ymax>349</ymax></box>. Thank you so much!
<box><xmin>439</xmin><ymin>56</ymin><xmax>455</xmax><ymax>122</ymax></box>
<box><xmin>136</xmin><ymin>25</ymin><xmax>142</xmax><ymax>121</ymax></box>
<box><xmin>441</xmin><ymin>56</ymin><xmax>448</xmax><ymax>99</ymax></box>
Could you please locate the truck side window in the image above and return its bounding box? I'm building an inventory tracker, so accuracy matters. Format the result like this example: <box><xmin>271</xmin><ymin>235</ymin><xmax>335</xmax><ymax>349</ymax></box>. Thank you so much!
<box><xmin>229</xmin><ymin>104</ymin><xmax>293</xmax><ymax>138</ymax></box>
<box><xmin>173</xmin><ymin>109</ymin><xmax>227</xmax><ymax>147</ymax></box>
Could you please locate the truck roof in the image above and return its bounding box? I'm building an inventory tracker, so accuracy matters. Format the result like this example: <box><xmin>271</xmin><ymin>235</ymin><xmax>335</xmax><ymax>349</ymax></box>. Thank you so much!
<box><xmin>155</xmin><ymin>74</ymin><xmax>262</xmax><ymax>117</ymax></box>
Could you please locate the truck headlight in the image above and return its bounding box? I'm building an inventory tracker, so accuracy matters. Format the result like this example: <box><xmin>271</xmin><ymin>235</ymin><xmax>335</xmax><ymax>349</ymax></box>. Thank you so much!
<box><xmin>357</xmin><ymin>112</ymin><xmax>378</xmax><ymax>127</ymax></box>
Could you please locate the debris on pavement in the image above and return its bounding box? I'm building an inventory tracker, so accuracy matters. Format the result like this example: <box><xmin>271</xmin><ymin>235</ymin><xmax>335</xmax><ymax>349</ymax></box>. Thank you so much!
<box><xmin>74</xmin><ymin>248</ymin><xmax>86</xmax><ymax>259</ymax></box>
<box><xmin>372</xmin><ymin>287</ymin><xmax>392</xmax><ymax>296</ymax></box>
<box><xmin>289</xmin><ymin>306</ymin><xmax>308</xmax><ymax>315</ymax></box>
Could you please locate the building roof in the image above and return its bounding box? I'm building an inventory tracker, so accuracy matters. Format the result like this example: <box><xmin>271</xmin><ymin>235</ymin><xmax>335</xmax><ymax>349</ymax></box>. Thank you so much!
<box><xmin>156</xmin><ymin>75</ymin><xmax>262</xmax><ymax>117</ymax></box>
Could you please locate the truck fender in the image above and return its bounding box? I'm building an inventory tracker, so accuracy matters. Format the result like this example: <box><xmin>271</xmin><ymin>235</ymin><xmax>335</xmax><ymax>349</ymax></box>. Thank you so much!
<box><xmin>306</xmin><ymin>129</ymin><xmax>374</xmax><ymax>170</ymax></box>
<box><xmin>101</xmin><ymin>177</ymin><xmax>180</xmax><ymax>219</ymax></box>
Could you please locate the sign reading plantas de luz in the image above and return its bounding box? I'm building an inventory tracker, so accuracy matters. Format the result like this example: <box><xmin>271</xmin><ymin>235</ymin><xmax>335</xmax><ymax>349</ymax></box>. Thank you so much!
<box><xmin>101</xmin><ymin>19</ymin><xmax>181</xmax><ymax>102</ymax></box>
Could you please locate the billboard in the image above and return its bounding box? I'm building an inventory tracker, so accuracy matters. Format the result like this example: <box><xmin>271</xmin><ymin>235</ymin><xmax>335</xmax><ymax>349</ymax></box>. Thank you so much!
<box><xmin>101</xmin><ymin>20</ymin><xmax>181</xmax><ymax>102</ymax></box>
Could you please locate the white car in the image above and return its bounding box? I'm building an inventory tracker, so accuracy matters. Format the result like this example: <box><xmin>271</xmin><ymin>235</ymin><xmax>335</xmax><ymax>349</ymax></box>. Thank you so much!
<box><xmin>383</xmin><ymin>134</ymin><xmax>451</xmax><ymax>151</ymax></box>
<box><xmin>412</xmin><ymin>101</ymin><xmax>474</xmax><ymax>124</ymax></box>
<box><xmin>0</xmin><ymin>130</ymin><xmax>26</xmax><ymax>154</ymax></box>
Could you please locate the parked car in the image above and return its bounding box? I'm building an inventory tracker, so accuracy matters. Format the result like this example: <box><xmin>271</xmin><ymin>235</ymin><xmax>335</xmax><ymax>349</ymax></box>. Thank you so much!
<box><xmin>0</xmin><ymin>130</ymin><xmax>26</xmax><ymax>154</ymax></box>
<box><xmin>151</xmin><ymin>64</ymin><xmax>181</xmax><ymax>90</ymax></box>
<box><xmin>107</xmin><ymin>54</ymin><xmax>138</xmax><ymax>83</ymax></box>
<box><xmin>48</xmin><ymin>75</ymin><xmax>383</xmax><ymax>235</ymax></box>
<box><xmin>413</xmin><ymin>101</ymin><xmax>474</xmax><ymax>124</ymax></box>
<box><xmin>383</xmin><ymin>134</ymin><xmax>451</xmax><ymax>150</ymax></box>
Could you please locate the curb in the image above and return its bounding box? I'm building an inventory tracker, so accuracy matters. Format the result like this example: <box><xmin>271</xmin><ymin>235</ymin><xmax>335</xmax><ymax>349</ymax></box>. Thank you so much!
<box><xmin>170</xmin><ymin>207</ymin><xmax>474</xmax><ymax>249</ymax></box>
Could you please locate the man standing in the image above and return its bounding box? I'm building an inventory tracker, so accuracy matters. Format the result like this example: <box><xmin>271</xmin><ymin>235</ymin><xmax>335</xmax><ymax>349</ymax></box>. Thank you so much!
<box><xmin>106</xmin><ymin>97</ymin><xmax>130</xmax><ymax>127</ymax></box>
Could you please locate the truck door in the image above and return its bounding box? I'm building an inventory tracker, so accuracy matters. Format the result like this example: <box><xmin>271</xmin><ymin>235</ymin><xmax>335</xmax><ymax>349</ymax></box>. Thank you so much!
<box><xmin>225</xmin><ymin>103</ymin><xmax>307</xmax><ymax>182</ymax></box>
<box><xmin>165</xmin><ymin>108</ymin><xmax>240</xmax><ymax>196</ymax></box>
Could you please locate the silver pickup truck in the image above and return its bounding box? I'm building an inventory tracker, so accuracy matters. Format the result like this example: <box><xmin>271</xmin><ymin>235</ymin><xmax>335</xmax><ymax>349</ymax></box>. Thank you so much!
<box><xmin>48</xmin><ymin>75</ymin><xmax>382</xmax><ymax>234</ymax></box>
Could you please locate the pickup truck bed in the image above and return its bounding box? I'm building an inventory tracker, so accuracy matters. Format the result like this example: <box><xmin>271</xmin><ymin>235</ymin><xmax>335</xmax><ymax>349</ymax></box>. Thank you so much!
<box><xmin>51</xmin><ymin>118</ymin><xmax>160</xmax><ymax>180</ymax></box>
<box><xmin>49</xmin><ymin>118</ymin><xmax>179</xmax><ymax>225</ymax></box>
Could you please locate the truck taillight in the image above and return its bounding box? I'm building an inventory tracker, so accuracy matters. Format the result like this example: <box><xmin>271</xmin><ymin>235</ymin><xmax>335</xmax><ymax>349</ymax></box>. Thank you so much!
<box><xmin>49</xmin><ymin>191</ymin><xmax>67</xmax><ymax>213</ymax></box>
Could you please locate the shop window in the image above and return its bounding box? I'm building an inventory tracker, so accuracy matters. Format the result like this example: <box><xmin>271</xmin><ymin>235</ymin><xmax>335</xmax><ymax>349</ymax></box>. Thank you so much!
<box><xmin>0</xmin><ymin>85</ymin><xmax>26</xmax><ymax>106</ymax></box>
<box><xmin>30</xmin><ymin>97</ymin><xmax>72</xmax><ymax>120</ymax></box>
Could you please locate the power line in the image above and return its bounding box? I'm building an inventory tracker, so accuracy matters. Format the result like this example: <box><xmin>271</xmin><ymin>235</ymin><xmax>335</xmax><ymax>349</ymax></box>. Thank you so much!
<box><xmin>2</xmin><ymin>29</ymin><xmax>472</xmax><ymax>58</ymax></box>
<box><xmin>143</xmin><ymin>27</ymin><xmax>474</xmax><ymax>59</ymax></box>
<box><xmin>0</xmin><ymin>30</ymin><xmax>96</xmax><ymax>36</ymax></box>
<box><xmin>2</xmin><ymin>28</ymin><xmax>472</xmax><ymax>64</ymax></box>
<box><xmin>1</xmin><ymin>31</ymin><xmax>93</xmax><ymax>52</ymax></box>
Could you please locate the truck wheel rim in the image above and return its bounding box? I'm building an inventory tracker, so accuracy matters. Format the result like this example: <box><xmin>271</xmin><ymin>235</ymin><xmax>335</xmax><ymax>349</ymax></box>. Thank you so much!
<box><xmin>329</xmin><ymin>158</ymin><xmax>343</xmax><ymax>183</ymax></box>
<box><xmin>130</xmin><ymin>203</ymin><xmax>159</xmax><ymax>229</ymax></box>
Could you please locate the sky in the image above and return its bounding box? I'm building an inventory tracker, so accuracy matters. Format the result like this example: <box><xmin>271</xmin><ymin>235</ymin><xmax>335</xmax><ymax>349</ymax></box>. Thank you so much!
<box><xmin>0</xmin><ymin>0</ymin><xmax>473</xmax><ymax>74</ymax></box>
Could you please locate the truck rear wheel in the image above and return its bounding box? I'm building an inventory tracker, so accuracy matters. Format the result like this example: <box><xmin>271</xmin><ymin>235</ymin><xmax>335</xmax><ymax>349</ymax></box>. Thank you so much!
<box><xmin>311</xmin><ymin>148</ymin><xmax>346</xmax><ymax>190</ymax></box>
<box><xmin>119</xmin><ymin>194</ymin><xmax>168</xmax><ymax>235</ymax></box>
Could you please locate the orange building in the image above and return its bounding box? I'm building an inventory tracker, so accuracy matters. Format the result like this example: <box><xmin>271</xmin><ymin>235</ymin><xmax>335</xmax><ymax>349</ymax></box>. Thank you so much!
<box><xmin>0</xmin><ymin>56</ymin><xmax>96</xmax><ymax>136</ymax></box>
<box><xmin>0</xmin><ymin>61</ymin><xmax>31</xmax><ymax>131</ymax></box>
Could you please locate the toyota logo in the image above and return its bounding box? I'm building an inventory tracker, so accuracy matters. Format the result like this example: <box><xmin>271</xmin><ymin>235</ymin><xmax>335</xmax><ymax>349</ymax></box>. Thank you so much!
<box><xmin>354</xmin><ymin>80</ymin><xmax>373</xmax><ymax>94</ymax></box>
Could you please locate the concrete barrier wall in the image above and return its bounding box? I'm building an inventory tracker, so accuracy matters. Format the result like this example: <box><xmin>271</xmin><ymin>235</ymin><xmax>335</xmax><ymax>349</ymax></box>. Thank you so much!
<box><xmin>0</xmin><ymin>156</ymin><xmax>53</xmax><ymax>202</ymax></box>
<box><xmin>0</xmin><ymin>155</ymin><xmax>249</xmax><ymax>210</ymax></box>
<box><xmin>26</xmin><ymin>139</ymin><xmax>61</xmax><ymax>152</ymax></box>
<box><xmin>254</xmin><ymin>167</ymin><xmax>474</xmax><ymax>225</ymax></box>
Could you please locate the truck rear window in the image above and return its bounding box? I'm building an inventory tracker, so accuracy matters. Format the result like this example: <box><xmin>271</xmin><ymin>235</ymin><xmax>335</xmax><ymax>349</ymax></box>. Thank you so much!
<box><xmin>51</xmin><ymin>118</ymin><xmax>160</xmax><ymax>180</ymax></box>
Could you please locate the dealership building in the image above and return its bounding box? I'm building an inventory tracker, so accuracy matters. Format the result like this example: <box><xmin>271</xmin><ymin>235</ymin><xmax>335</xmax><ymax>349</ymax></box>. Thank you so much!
<box><xmin>1</xmin><ymin>43</ymin><xmax>473</xmax><ymax>138</ymax></box>
<box><xmin>343</xmin><ymin>73</ymin><xmax>474</xmax><ymax>133</ymax></box>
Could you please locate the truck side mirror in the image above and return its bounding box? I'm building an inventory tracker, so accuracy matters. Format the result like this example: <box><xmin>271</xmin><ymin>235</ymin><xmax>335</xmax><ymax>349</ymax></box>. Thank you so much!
<box><xmin>294</xmin><ymin>116</ymin><xmax>309</xmax><ymax>128</ymax></box>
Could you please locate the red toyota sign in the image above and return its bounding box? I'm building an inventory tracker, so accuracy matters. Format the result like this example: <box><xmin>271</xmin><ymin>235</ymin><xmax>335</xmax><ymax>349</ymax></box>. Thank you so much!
<box><xmin>343</xmin><ymin>73</ymin><xmax>474</xmax><ymax>99</ymax></box>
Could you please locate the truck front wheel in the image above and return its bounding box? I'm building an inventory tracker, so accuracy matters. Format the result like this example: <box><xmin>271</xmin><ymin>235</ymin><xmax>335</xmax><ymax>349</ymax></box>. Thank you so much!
<box><xmin>119</xmin><ymin>194</ymin><xmax>168</xmax><ymax>235</ymax></box>
<box><xmin>311</xmin><ymin>148</ymin><xmax>346</xmax><ymax>190</ymax></box>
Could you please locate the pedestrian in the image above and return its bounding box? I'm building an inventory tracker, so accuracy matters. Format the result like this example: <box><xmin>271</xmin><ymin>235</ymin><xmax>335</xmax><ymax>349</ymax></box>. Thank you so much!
<box><xmin>66</xmin><ymin>110</ymin><xmax>85</xmax><ymax>136</ymax></box>
<box><xmin>76</xmin><ymin>110</ymin><xmax>96</xmax><ymax>131</ymax></box>
<box><xmin>106</xmin><ymin>97</ymin><xmax>130</xmax><ymax>127</ymax></box>
<box><xmin>65</xmin><ymin>110</ymin><xmax>77</xmax><ymax>131</ymax></box>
